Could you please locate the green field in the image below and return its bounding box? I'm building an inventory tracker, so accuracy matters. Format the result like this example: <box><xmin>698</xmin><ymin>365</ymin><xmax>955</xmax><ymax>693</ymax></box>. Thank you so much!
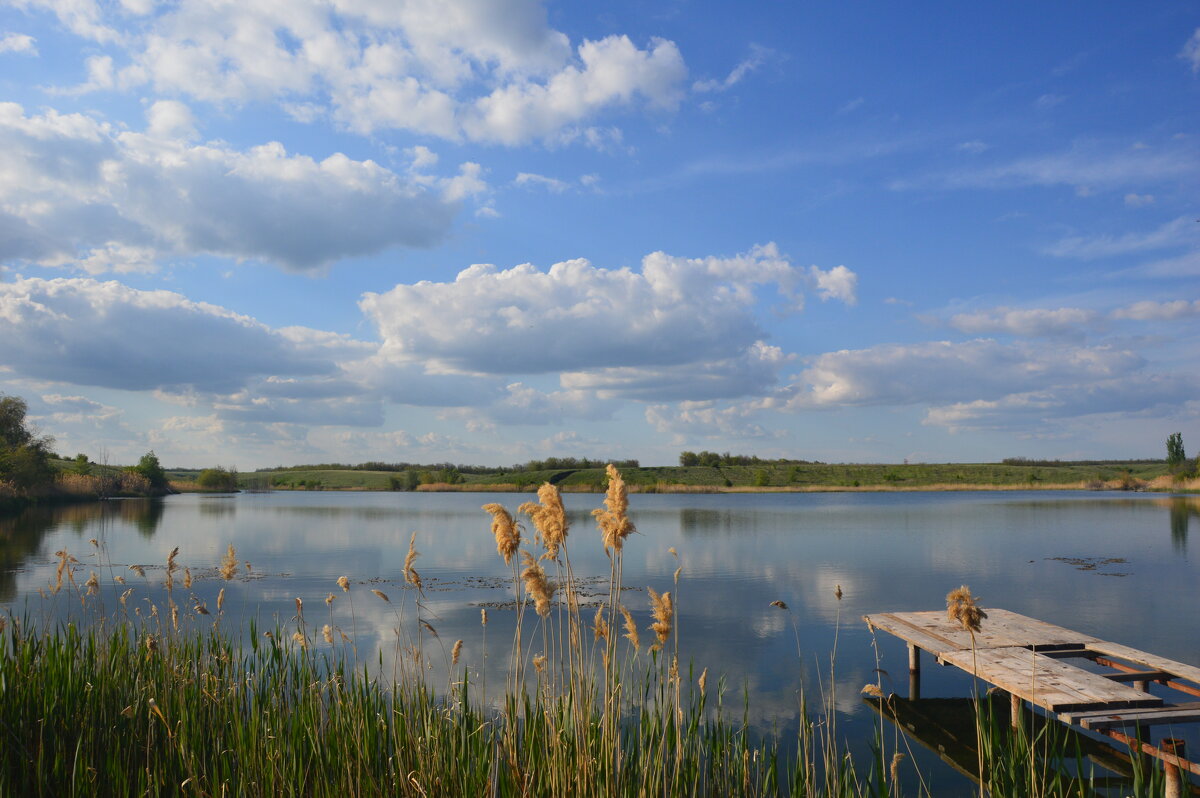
<box><xmin>235</xmin><ymin>460</ymin><xmax>1171</xmax><ymax>493</ymax></box>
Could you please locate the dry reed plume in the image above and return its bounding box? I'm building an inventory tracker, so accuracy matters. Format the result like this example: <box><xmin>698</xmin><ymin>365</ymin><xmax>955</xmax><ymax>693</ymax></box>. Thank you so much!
<box><xmin>219</xmin><ymin>545</ymin><xmax>238</xmax><ymax>581</ymax></box>
<box><xmin>619</xmin><ymin>604</ymin><xmax>640</xmax><ymax>651</ymax></box>
<box><xmin>451</xmin><ymin>639</ymin><xmax>463</xmax><ymax>665</ymax></box>
<box><xmin>648</xmin><ymin>587</ymin><xmax>673</xmax><ymax>646</ymax></box>
<box><xmin>403</xmin><ymin>532</ymin><xmax>422</xmax><ymax>591</ymax></box>
<box><xmin>165</xmin><ymin>547</ymin><xmax>179</xmax><ymax>591</ymax></box>
<box><xmin>337</xmin><ymin>576</ymin><xmax>350</xmax><ymax>592</ymax></box>
<box><xmin>593</xmin><ymin>604</ymin><xmax>609</xmax><ymax>642</ymax></box>
<box><xmin>520</xmin><ymin>551</ymin><xmax>555</xmax><ymax>617</ymax></box>
<box><xmin>946</xmin><ymin>585</ymin><xmax>987</xmax><ymax>633</ymax></box>
<box><xmin>593</xmin><ymin>464</ymin><xmax>636</xmax><ymax>551</ymax></box>
<box><xmin>519</xmin><ymin>484</ymin><xmax>569</xmax><ymax>559</ymax></box>
<box><xmin>482</xmin><ymin>503</ymin><xmax>521</xmax><ymax>565</ymax></box>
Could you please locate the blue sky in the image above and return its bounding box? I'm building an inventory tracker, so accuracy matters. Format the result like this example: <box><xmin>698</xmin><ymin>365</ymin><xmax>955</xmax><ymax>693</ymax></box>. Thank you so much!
<box><xmin>1</xmin><ymin>1</ymin><xmax>1197</xmax><ymax>468</ymax></box>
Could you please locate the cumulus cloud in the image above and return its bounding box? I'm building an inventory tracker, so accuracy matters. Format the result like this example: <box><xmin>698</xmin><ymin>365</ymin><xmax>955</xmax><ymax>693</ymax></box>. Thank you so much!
<box><xmin>0</xmin><ymin>277</ymin><xmax>348</xmax><ymax>392</ymax></box>
<box><xmin>645</xmin><ymin>400</ymin><xmax>773</xmax><ymax>440</ymax></box>
<box><xmin>947</xmin><ymin>307</ymin><xmax>1099</xmax><ymax>338</ymax></box>
<box><xmin>360</xmin><ymin>244</ymin><xmax>851</xmax><ymax>382</ymax></box>
<box><xmin>33</xmin><ymin>0</ymin><xmax>688</xmax><ymax>146</ymax></box>
<box><xmin>0</xmin><ymin>103</ymin><xmax>463</xmax><ymax>272</ymax></box>
<box><xmin>484</xmin><ymin>383</ymin><xmax>614</xmax><ymax>425</ymax></box>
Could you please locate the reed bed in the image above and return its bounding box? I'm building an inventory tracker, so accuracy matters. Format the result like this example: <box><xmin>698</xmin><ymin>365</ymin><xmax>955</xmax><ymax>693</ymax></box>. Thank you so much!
<box><xmin>0</xmin><ymin>466</ymin><xmax>1121</xmax><ymax>797</ymax></box>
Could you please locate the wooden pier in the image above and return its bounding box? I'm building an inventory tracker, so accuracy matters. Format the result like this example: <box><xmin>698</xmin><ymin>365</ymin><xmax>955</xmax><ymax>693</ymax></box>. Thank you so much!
<box><xmin>865</xmin><ymin>608</ymin><xmax>1200</xmax><ymax>793</ymax></box>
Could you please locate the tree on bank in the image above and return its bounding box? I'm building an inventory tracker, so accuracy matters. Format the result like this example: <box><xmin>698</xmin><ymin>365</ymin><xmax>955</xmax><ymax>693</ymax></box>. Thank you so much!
<box><xmin>1167</xmin><ymin>432</ymin><xmax>1187</xmax><ymax>475</ymax></box>
<box><xmin>0</xmin><ymin>394</ymin><xmax>54</xmax><ymax>490</ymax></box>
<box><xmin>133</xmin><ymin>451</ymin><xmax>169</xmax><ymax>491</ymax></box>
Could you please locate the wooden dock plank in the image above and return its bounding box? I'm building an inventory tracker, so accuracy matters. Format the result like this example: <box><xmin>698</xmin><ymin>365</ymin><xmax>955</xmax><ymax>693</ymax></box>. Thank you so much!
<box><xmin>864</xmin><ymin>609</ymin><xmax>1097</xmax><ymax>657</ymax></box>
<box><xmin>1063</xmin><ymin>703</ymin><xmax>1200</xmax><ymax>730</ymax></box>
<box><xmin>938</xmin><ymin>647</ymin><xmax>1164</xmax><ymax>713</ymax></box>
<box><xmin>1086</xmin><ymin>640</ymin><xmax>1200</xmax><ymax>687</ymax></box>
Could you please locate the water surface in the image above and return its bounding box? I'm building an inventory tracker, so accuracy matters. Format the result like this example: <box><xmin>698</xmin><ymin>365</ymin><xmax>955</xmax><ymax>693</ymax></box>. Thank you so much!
<box><xmin>3</xmin><ymin>489</ymin><xmax>1197</xmax><ymax>792</ymax></box>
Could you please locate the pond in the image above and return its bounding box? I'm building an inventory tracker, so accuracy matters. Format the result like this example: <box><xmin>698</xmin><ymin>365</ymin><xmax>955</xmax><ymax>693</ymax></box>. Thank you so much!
<box><xmin>2</xmin><ymin>489</ymin><xmax>1198</xmax><ymax>792</ymax></box>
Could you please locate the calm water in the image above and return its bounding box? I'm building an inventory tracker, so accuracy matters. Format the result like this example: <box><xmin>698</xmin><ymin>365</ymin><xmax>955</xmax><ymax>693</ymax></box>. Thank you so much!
<box><xmin>3</xmin><ymin>489</ymin><xmax>1198</xmax><ymax>791</ymax></box>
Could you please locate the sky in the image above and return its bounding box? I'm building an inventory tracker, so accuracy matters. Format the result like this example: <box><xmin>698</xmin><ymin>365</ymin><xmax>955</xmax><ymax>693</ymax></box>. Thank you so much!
<box><xmin>0</xmin><ymin>1</ymin><xmax>1198</xmax><ymax>469</ymax></box>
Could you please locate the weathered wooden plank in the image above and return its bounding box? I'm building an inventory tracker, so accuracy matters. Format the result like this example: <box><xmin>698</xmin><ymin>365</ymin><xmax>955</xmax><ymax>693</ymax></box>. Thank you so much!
<box><xmin>864</xmin><ymin>609</ymin><xmax>1096</xmax><ymax>656</ymax></box>
<box><xmin>1063</xmin><ymin>703</ymin><xmax>1200</xmax><ymax>730</ymax></box>
<box><xmin>939</xmin><ymin>647</ymin><xmax>1164</xmax><ymax>713</ymax></box>
<box><xmin>1086</xmin><ymin>641</ymin><xmax>1200</xmax><ymax>687</ymax></box>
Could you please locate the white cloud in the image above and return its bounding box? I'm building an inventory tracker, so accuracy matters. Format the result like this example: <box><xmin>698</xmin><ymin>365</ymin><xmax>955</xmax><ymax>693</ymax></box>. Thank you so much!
<box><xmin>461</xmin><ymin>35</ymin><xmax>686</xmax><ymax>145</ymax></box>
<box><xmin>692</xmin><ymin>44</ymin><xmax>773</xmax><ymax>93</ymax></box>
<box><xmin>0</xmin><ymin>277</ymin><xmax>347</xmax><ymax>392</ymax></box>
<box><xmin>9</xmin><ymin>0</ymin><xmax>120</xmax><ymax>43</ymax></box>
<box><xmin>924</xmin><ymin>375</ymin><xmax>1199</xmax><ymax>431</ymax></box>
<box><xmin>1124</xmin><ymin>192</ymin><xmax>1154</xmax><ymax>207</ymax></box>
<box><xmin>514</xmin><ymin>172</ymin><xmax>570</xmax><ymax>193</ymax></box>
<box><xmin>0</xmin><ymin>103</ymin><xmax>460</xmax><ymax>272</ymax></box>
<box><xmin>947</xmin><ymin>307</ymin><xmax>1099</xmax><ymax>338</ymax></box>
<box><xmin>645</xmin><ymin>401</ymin><xmax>772</xmax><ymax>440</ymax></box>
<box><xmin>562</xmin><ymin>341</ymin><xmax>790</xmax><ymax>401</ymax></box>
<box><xmin>1110</xmin><ymin>299</ymin><xmax>1200</xmax><ymax>321</ymax></box>
<box><xmin>1182</xmin><ymin>28</ymin><xmax>1200</xmax><ymax>73</ymax></box>
<box><xmin>777</xmin><ymin>339</ymin><xmax>1144</xmax><ymax>409</ymax></box>
<box><xmin>43</xmin><ymin>0</ymin><xmax>687</xmax><ymax>146</ymax></box>
<box><xmin>898</xmin><ymin>143</ymin><xmax>1199</xmax><ymax>194</ymax></box>
<box><xmin>1043</xmin><ymin>216</ymin><xmax>1196</xmax><ymax>259</ymax></box>
<box><xmin>484</xmin><ymin>383</ymin><xmax>613</xmax><ymax>425</ymax></box>
<box><xmin>1034</xmin><ymin>93</ymin><xmax>1065</xmax><ymax>109</ymax></box>
<box><xmin>0</xmin><ymin>33</ymin><xmax>38</xmax><ymax>54</ymax></box>
<box><xmin>809</xmin><ymin>264</ymin><xmax>857</xmax><ymax>304</ymax></box>
<box><xmin>957</xmin><ymin>140</ymin><xmax>988</xmax><ymax>154</ymax></box>
<box><xmin>359</xmin><ymin>244</ymin><xmax>850</xmax><ymax>379</ymax></box>
<box><xmin>144</xmin><ymin>99</ymin><xmax>197</xmax><ymax>140</ymax></box>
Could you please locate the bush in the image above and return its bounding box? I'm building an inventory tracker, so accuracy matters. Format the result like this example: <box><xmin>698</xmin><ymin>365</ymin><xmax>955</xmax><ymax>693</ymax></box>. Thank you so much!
<box><xmin>196</xmin><ymin>467</ymin><xmax>239</xmax><ymax>491</ymax></box>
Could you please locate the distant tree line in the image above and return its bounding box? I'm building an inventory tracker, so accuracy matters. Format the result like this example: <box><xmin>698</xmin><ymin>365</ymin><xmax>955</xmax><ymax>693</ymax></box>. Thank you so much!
<box><xmin>1002</xmin><ymin>457</ymin><xmax>1166</xmax><ymax>467</ymax></box>
<box><xmin>257</xmin><ymin>457</ymin><xmax>639</xmax><ymax>475</ymax></box>
<box><xmin>678</xmin><ymin>451</ymin><xmax>820</xmax><ymax>467</ymax></box>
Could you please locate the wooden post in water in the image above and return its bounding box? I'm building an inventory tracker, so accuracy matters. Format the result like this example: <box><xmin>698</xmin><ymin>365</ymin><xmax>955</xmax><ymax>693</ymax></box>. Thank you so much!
<box><xmin>1162</xmin><ymin>738</ymin><xmax>1185</xmax><ymax>798</ymax></box>
<box><xmin>908</xmin><ymin>644</ymin><xmax>921</xmax><ymax>700</ymax></box>
<box><xmin>1010</xmin><ymin>692</ymin><xmax>1022</xmax><ymax>729</ymax></box>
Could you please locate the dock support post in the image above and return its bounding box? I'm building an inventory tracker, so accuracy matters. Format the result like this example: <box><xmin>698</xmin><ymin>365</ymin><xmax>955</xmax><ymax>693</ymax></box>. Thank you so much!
<box><xmin>1010</xmin><ymin>692</ymin><xmax>1022</xmax><ymax>730</ymax></box>
<box><xmin>908</xmin><ymin>644</ymin><xmax>921</xmax><ymax>700</ymax></box>
<box><xmin>1162</xmin><ymin>738</ymin><xmax>1185</xmax><ymax>798</ymax></box>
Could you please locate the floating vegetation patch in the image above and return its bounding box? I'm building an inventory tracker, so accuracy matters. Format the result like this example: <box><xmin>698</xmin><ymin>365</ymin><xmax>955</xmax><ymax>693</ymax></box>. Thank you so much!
<box><xmin>1046</xmin><ymin>556</ymin><xmax>1130</xmax><ymax>577</ymax></box>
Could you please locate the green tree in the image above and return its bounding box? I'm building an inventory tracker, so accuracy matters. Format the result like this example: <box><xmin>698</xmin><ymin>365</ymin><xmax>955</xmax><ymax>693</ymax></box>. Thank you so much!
<box><xmin>0</xmin><ymin>394</ymin><xmax>54</xmax><ymax>489</ymax></box>
<box><xmin>1167</xmin><ymin>432</ymin><xmax>1187</xmax><ymax>473</ymax></box>
<box><xmin>72</xmin><ymin>453</ymin><xmax>92</xmax><ymax>476</ymax></box>
<box><xmin>134</xmin><ymin>451</ymin><xmax>168</xmax><ymax>491</ymax></box>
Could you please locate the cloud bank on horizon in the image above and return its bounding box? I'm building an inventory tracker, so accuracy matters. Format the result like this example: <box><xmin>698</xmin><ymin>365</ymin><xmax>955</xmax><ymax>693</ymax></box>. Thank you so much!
<box><xmin>0</xmin><ymin>1</ymin><xmax>1197</xmax><ymax>467</ymax></box>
